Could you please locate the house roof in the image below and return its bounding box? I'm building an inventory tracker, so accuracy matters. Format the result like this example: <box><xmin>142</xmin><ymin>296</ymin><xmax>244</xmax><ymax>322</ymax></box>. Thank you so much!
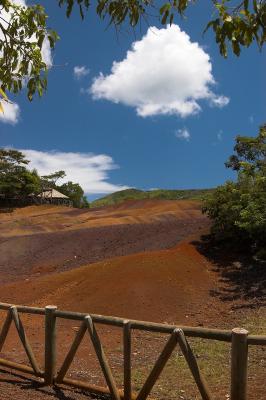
<box><xmin>38</xmin><ymin>189</ymin><xmax>69</xmax><ymax>199</ymax></box>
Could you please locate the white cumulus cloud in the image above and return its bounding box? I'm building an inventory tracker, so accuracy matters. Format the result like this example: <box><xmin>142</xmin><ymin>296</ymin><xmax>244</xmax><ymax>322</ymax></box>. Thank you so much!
<box><xmin>74</xmin><ymin>65</ymin><xmax>90</xmax><ymax>79</ymax></box>
<box><xmin>90</xmin><ymin>25</ymin><xmax>229</xmax><ymax>118</ymax></box>
<box><xmin>0</xmin><ymin>102</ymin><xmax>20</xmax><ymax>124</ymax></box>
<box><xmin>175</xmin><ymin>127</ymin><xmax>190</xmax><ymax>141</ymax></box>
<box><xmin>21</xmin><ymin>149</ymin><xmax>129</xmax><ymax>195</ymax></box>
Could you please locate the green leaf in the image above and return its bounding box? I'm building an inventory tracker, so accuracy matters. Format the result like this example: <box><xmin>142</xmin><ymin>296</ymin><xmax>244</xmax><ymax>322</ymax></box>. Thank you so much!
<box><xmin>170</xmin><ymin>13</ymin><xmax>174</xmax><ymax>26</ymax></box>
<box><xmin>159</xmin><ymin>3</ymin><xmax>171</xmax><ymax>15</ymax></box>
<box><xmin>0</xmin><ymin>88</ymin><xmax>8</xmax><ymax>101</ymax></box>
<box><xmin>161</xmin><ymin>10</ymin><xmax>169</xmax><ymax>25</ymax></box>
<box><xmin>232</xmin><ymin>40</ymin><xmax>241</xmax><ymax>56</ymax></box>
<box><xmin>79</xmin><ymin>4</ymin><xmax>84</xmax><ymax>19</ymax></box>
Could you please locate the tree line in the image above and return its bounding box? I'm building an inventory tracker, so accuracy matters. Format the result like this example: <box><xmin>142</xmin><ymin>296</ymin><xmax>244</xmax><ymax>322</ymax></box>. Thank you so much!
<box><xmin>0</xmin><ymin>149</ymin><xmax>89</xmax><ymax>208</ymax></box>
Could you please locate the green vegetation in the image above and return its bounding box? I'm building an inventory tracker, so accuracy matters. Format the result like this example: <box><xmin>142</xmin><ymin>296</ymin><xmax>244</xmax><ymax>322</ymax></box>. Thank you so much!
<box><xmin>0</xmin><ymin>149</ymin><xmax>41</xmax><ymax>198</ymax></box>
<box><xmin>203</xmin><ymin>124</ymin><xmax>266</xmax><ymax>259</ymax></box>
<box><xmin>129</xmin><ymin>338</ymin><xmax>231</xmax><ymax>400</ymax></box>
<box><xmin>91</xmin><ymin>188</ymin><xmax>213</xmax><ymax>208</ymax></box>
<box><xmin>0</xmin><ymin>1</ymin><xmax>58</xmax><ymax>102</ymax></box>
<box><xmin>1</xmin><ymin>1</ymin><xmax>266</xmax><ymax>109</ymax></box>
<box><xmin>60</xmin><ymin>181</ymin><xmax>90</xmax><ymax>208</ymax></box>
<box><xmin>0</xmin><ymin>149</ymin><xmax>89</xmax><ymax>208</ymax></box>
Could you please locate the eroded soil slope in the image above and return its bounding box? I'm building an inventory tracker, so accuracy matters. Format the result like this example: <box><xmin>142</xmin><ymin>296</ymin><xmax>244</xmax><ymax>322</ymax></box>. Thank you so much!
<box><xmin>0</xmin><ymin>200</ymin><xmax>265</xmax><ymax>400</ymax></box>
<box><xmin>0</xmin><ymin>200</ymin><xmax>206</xmax><ymax>237</ymax></box>
<box><xmin>0</xmin><ymin>200</ymin><xmax>209</xmax><ymax>283</ymax></box>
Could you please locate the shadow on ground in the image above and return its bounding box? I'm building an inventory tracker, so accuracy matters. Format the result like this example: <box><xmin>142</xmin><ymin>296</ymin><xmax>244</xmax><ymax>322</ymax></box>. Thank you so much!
<box><xmin>0</xmin><ymin>369</ymin><xmax>110</xmax><ymax>400</ymax></box>
<box><xmin>192</xmin><ymin>235</ymin><xmax>266</xmax><ymax>310</ymax></box>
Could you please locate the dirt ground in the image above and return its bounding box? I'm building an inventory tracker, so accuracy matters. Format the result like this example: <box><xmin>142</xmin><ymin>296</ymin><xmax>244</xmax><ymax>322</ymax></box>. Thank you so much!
<box><xmin>0</xmin><ymin>200</ymin><xmax>208</xmax><ymax>284</ymax></box>
<box><xmin>0</xmin><ymin>200</ymin><xmax>265</xmax><ymax>400</ymax></box>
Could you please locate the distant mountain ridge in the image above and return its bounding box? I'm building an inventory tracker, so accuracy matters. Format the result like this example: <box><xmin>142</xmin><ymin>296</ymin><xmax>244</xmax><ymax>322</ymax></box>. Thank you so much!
<box><xmin>91</xmin><ymin>188</ymin><xmax>214</xmax><ymax>208</ymax></box>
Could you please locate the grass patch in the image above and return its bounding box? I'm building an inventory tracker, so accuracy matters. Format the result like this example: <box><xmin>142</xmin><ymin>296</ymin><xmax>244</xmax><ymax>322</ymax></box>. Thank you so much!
<box><xmin>91</xmin><ymin>188</ymin><xmax>214</xmax><ymax>208</ymax></box>
<box><xmin>116</xmin><ymin>313</ymin><xmax>265</xmax><ymax>400</ymax></box>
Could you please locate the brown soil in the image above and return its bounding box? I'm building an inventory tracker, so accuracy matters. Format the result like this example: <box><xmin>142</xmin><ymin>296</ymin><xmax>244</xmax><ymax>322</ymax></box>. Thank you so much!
<box><xmin>0</xmin><ymin>240</ymin><xmax>220</xmax><ymax>324</ymax></box>
<box><xmin>0</xmin><ymin>200</ymin><xmax>205</xmax><ymax>237</ymax></box>
<box><xmin>0</xmin><ymin>201</ymin><xmax>209</xmax><ymax>284</ymax></box>
<box><xmin>0</xmin><ymin>200</ymin><xmax>265</xmax><ymax>400</ymax></box>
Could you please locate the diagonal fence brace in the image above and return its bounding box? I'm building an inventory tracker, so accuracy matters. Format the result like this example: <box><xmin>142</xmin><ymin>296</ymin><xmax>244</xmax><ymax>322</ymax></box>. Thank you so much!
<box><xmin>85</xmin><ymin>315</ymin><xmax>121</xmax><ymax>400</ymax></box>
<box><xmin>177</xmin><ymin>330</ymin><xmax>212</xmax><ymax>400</ymax></box>
<box><xmin>0</xmin><ymin>309</ymin><xmax>13</xmax><ymax>353</ymax></box>
<box><xmin>11</xmin><ymin>306</ymin><xmax>42</xmax><ymax>375</ymax></box>
<box><xmin>136</xmin><ymin>328</ymin><xmax>181</xmax><ymax>400</ymax></box>
<box><xmin>56</xmin><ymin>320</ymin><xmax>87</xmax><ymax>383</ymax></box>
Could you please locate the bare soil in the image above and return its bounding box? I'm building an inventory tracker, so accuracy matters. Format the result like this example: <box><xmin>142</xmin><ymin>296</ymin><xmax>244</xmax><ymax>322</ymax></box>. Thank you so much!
<box><xmin>0</xmin><ymin>218</ymin><xmax>209</xmax><ymax>285</ymax></box>
<box><xmin>0</xmin><ymin>200</ymin><xmax>265</xmax><ymax>400</ymax></box>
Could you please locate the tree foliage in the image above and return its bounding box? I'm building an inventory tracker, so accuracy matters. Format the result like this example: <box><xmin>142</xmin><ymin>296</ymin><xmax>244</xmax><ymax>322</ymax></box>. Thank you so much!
<box><xmin>0</xmin><ymin>0</ymin><xmax>265</xmax><ymax>109</ymax></box>
<box><xmin>0</xmin><ymin>148</ymin><xmax>89</xmax><ymax>207</ymax></box>
<box><xmin>203</xmin><ymin>124</ymin><xmax>266</xmax><ymax>259</ymax></box>
<box><xmin>57</xmin><ymin>0</ymin><xmax>266</xmax><ymax>58</ymax></box>
<box><xmin>41</xmin><ymin>170</ymin><xmax>66</xmax><ymax>188</ymax></box>
<box><xmin>60</xmin><ymin>181</ymin><xmax>89</xmax><ymax>208</ymax></box>
<box><xmin>0</xmin><ymin>0</ymin><xmax>59</xmax><ymax>102</ymax></box>
<box><xmin>0</xmin><ymin>149</ymin><xmax>41</xmax><ymax>197</ymax></box>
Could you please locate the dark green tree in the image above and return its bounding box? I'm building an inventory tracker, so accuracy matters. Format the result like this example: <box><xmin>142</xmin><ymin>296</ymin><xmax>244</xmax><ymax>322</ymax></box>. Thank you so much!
<box><xmin>0</xmin><ymin>149</ymin><xmax>41</xmax><ymax>197</ymax></box>
<box><xmin>41</xmin><ymin>170</ymin><xmax>66</xmax><ymax>189</ymax></box>
<box><xmin>0</xmin><ymin>149</ymin><xmax>90</xmax><ymax>207</ymax></box>
<box><xmin>203</xmin><ymin>124</ymin><xmax>266</xmax><ymax>258</ymax></box>
<box><xmin>59</xmin><ymin>181</ymin><xmax>89</xmax><ymax>208</ymax></box>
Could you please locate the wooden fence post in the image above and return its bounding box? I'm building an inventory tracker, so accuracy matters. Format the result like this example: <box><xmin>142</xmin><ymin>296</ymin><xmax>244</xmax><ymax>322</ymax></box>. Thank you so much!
<box><xmin>123</xmin><ymin>320</ymin><xmax>131</xmax><ymax>400</ymax></box>
<box><xmin>231</xmin><ymin>328</ymin><xmax>248</xmax><ymax>400</ymax></box>
<box><xmin>45</xmin><ymin>305</ymin><xmax>57</xmax><ymax>385</ymax></box>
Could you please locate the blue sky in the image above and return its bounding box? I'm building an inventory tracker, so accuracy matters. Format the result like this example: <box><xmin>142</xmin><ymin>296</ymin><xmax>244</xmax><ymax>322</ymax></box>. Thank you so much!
<box><xmin>0</xmin><ymin>1</ymin><xmax>265</xmax><ymax>200</ymax></box>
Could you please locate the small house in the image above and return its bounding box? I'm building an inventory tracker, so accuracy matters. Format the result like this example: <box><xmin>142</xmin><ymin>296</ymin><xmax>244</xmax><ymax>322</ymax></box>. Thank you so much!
<box><xmin>38</xmin><ymin>188</ymin><xmax>72</xmax><ymax>206</ymax></box>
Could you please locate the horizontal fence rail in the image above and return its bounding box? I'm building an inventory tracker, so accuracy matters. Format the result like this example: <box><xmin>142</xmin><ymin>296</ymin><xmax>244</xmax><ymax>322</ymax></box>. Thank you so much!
<box><xmin>0</xmin><ymin>301</ymin><xmax>265</xmax><ymax>400</ymax></box>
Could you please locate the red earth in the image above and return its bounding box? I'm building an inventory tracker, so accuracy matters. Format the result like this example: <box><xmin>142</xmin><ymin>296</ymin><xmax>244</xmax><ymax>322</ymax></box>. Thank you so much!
<box><xmin>0</xmin><ymin>200</ymin><xmax>265</xmax><ymax>399</ymax></box>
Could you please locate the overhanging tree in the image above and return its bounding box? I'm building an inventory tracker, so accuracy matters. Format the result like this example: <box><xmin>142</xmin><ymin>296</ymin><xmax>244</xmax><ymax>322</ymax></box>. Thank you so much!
<box><xmin>0</xmin><ymin>0</ymin><xmax>266</xmax><ymax>107</ymax></box>
<box><xmin>0</xmin><ymin>0</ymin><xmax>58</xmax><ymax>103</ymax></box>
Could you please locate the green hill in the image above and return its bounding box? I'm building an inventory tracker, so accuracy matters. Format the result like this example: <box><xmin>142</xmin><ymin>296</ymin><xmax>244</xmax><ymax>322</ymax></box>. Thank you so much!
<box><xmin>91</xmin><ymin>188</ymin><xmax>214</xmax><ymax>208</ymax></box>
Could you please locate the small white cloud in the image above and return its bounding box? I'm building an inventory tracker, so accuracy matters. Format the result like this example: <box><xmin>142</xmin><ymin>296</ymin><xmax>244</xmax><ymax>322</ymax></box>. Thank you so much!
<box><xmin>210</xmin><ymin>95</ymin><xmax>230</xmax><ymax>108</ymax></box>
<box><xmin>249</xmin><ymin>115</ymin><xmax>254</xmax><ymax>124</ymax></box>
<box><xmin>21</xmin><ymin>149</ymin><xmax>129</xmax><ymax>195</ymax></box>
<box><xmin>90</xmin><ymin>25</ymin><xmax>229</xmax><ymax>118</ymax></box>
<box><xmin>0</xmin><ymin>102</ymin><xmax>20</xmax><ymax>125</ymax></box>
<box><xmin>175</xmin><ymin>127</ymin><xmax>190</xmax><ymax>141</ymax></box>
<box><xmin>74</xmin><ymin>66</ymin><xmax>90</xmax><ymax>79</ymax></box>
<box><xmin>217</xmin><ymin>130</ymin><xmax>223</xmax><ymax>141</ymax></box>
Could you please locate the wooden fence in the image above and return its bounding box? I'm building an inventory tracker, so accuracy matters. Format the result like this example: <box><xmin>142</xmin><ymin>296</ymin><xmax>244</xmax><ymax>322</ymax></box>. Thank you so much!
<box><xmin>0</xmin><ymin>302</ymin><xmax>265</xmax><ymax>400</ymax></box>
